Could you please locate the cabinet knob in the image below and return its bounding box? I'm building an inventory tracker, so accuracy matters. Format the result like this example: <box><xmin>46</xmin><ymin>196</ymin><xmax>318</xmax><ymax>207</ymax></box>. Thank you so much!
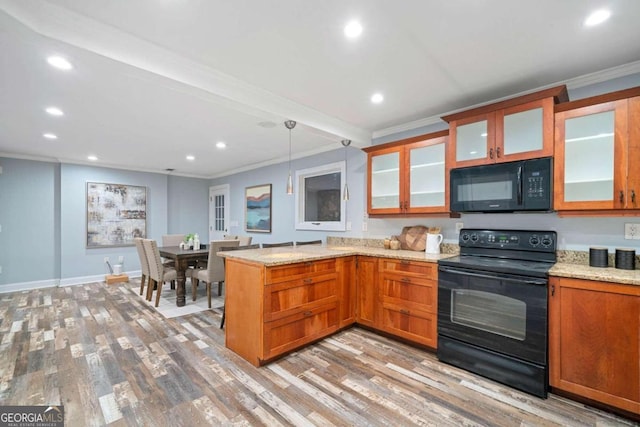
<box><xmin>496</xmin><ymin>147</ymin><xmax>501</xmax><ymax>158</ymax></box>
<box><xmin>620</xmin><ymin>190</ymin><xmax>624</xmax><ymax>203</ymax></box>
<box><xmin>632</xmin><ymin>189</ymin><xmax>636</xmax><ymax>204</ymax></box>
<box><xmin>489</xmin><ymin>148</ymin><xmax>494</xmax><ymax>159</ymax></box>
<box><xmin>400</xmin><ymin>309</ymin><xmax>410</xmax><ymax>315</ymax></box>
<box><xmin>303</xmin><ymin>310</ymin><xmax>313</xmax><ymax>317</ymax></box>
<box><xmin>401</xmin><ymin>277</ymin><xmax>410</xmax><ymax>283</ymax></box>
<box><xmin>303</xmin><ymin>278</ymin><xmax>313</xmax><ymax>284</ymax></box>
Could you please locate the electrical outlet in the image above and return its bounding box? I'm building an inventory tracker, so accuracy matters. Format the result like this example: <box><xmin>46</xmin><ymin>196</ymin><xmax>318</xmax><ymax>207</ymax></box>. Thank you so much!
<box><xmin>624</xmin><ymin>223</ymin><xmax>640</xmax><ymax>239</ymax></box>
<box><xmin>118</xmin><ymin>256</ymin><xmax>124</xmax><ymax>263</ymax></box>
<box><xmin>104</xmin><ymin>256</ymin><xmax>109</xmax><ymax>263</ymax></box>
<box><xmin>455</xmin><ymin>222</ymin><xmax>464</xmax><ymax>233</ymax></box>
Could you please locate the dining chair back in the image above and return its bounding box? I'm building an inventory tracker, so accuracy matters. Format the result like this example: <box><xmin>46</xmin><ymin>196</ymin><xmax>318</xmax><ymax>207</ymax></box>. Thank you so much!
<box><xmin>296</xmin><ymin>240</ymin><xmax>322</xmax><ymax>246</ymax></box>
<box><xmin>238</xmin><ymin>236</ymin><xmax>253</xmax><ymax>246</ymax></box>
<box><xmin>216</xmin><ymin>243</ymin><xmax>260</xmax><ymax>329</ymax></box>
<box><xmin>191</xmin><ymin>240</ymin><xmax>240</xmax><ymax>308</ymax></box>
<box><xmin>262</xmin><ymin>241</ymin><xmax>294</xmax><ymax>248</ymax></box>
<box><xmin>224</xmin><ymin>234</ymin><xmax>238</xmax><ymax>240</ymax></box>
<box><xmin>143</xmin><ymin>239</ymin><xmax>177</xmax><ymax>307</ymax></box>
<box><xmin>134</xmin><ymin>238</ymin><xmax>152</xmax><ymax>299</ymax></box>
<box><xmin>162</xmin><ymin>234</ymin><xmax>185</xmax><ymax>246</ymax></box>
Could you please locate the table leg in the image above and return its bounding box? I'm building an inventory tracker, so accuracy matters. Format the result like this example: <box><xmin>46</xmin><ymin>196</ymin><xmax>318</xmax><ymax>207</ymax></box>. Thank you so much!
<box><xmin>176</xmin><ymin>259</ymin><xmax>189</xmax><ymax>307</ymax></box>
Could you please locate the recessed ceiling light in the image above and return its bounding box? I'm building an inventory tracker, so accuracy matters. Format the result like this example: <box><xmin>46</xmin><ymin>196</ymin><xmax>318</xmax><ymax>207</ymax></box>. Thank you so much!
<box><xmin>370</xmin><ymin>93</ymin><xmax>384</xmax><ymax>104</ymax></box>
<box><xmin>47</xmin><ymin>56</ymin><xmax>73</xmax><ymax>70</ymax></box>
<box><xmin>45</xmin><ymin>107</ymin><xmax>64</xmax><ymax>116</ymax></box>
<box><xmin>43</xmin><ymin>133</ymin><xmax>58</xmax><ymax>140</ymax></box>
<box><xmin>344</xmin><ymin>20</ymin><xmax>363</xmax><ymax>39</ymax></box>
<box><xmin>216</xmin><ymin>141</ymin><xmax>227</xmax><ymax>149</ymax></box>
<box><xmin>584</xmin><ymin>9</ymin><xmax>611</xmax><ymax>26</ymax></box>
<box><xmin>87</xmin><ymin>155</ymin><xmax>98</xmax><ymax>161</ymax></box>
<box><xmin>186</xmin><ymin>155</ymin><xmax>195</xmax><ymax>161</ymax></box>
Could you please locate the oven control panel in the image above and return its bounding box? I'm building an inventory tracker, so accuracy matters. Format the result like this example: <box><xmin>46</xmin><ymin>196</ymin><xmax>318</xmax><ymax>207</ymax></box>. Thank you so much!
<box><xmin>459</xmin><ymin>229</ymin><xmax>556</xmax><ymax>252</ymax></box>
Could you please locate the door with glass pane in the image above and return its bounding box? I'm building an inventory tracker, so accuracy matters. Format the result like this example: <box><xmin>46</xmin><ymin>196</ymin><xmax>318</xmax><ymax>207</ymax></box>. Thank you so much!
<box><xmin>554</xmin><ymin>100</ymin><xmax>627</xmax><ymax>210</ymax></box>
<box><xmin>405</xmin><ymin>135</ymin><xmax>448</xmax><ymax>213</ymax></box>
<box><xmin>368</xmin><ymin>146</ymin><xmax>401</xmax><ymax>214</ymax></box>
<box><xmin>209</xmin><ymin>184</ymin><xmax>230</xmax><ymax>241</ymax></box>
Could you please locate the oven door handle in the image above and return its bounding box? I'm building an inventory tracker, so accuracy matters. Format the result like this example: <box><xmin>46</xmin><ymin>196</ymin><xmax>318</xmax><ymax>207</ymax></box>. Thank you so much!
<box><xmin>517</xmin><ymin>165</ymin><xmax>523</xmax><ymax>206</ymax></box>
<box><xmin>439</xmin><ymin>267</ymin><xmax>547</xmax><ymax>285</ymax></box>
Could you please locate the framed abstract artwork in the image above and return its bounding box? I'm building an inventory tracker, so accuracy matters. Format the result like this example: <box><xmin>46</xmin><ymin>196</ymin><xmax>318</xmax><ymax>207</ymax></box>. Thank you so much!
<box><xmin>245</xmin><ymin>184</ymin><xmax>272</xmax><ymax>233</ymax></box>
<box><xmin>86</xmin><ymin>182</ymin><xmax>147</xmax><ymax>247</ymax></box>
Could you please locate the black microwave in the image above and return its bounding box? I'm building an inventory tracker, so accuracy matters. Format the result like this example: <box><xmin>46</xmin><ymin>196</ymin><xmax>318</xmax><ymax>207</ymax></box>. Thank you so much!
<box><xmin>450</xmin><ymin>157</ymin><xmax>552</xmax><ymax>213</ymax></box>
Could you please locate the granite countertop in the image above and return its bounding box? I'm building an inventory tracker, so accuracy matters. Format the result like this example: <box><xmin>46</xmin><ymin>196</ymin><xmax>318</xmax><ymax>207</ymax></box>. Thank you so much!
<box><xmin>218</xmin><ymin>244</ymin><xmax>455</xmax><ymax>266</ymax></box>
<box><xmin>550</xmin><ymin>263</ymin><xmax>640</xmax><ymax>286</ymax></box>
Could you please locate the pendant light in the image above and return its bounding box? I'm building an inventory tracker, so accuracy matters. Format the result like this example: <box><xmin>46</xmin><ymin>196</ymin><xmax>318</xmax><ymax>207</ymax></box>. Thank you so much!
<box><xmin>341</xmin><ymin>139</ymin><xmax>351</xmax><ymax>201</ymax></box>
<box><xmin>284</xmin><ymin>120</ymin><xmax>296</xmax><ymax>195</ymax></box>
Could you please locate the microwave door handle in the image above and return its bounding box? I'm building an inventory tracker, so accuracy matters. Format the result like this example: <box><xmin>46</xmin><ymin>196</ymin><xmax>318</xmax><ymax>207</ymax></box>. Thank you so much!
<box><xmin>517</xmin><ymin>165</ymin><xmax>523</xmax><ymax>205</ymax></box>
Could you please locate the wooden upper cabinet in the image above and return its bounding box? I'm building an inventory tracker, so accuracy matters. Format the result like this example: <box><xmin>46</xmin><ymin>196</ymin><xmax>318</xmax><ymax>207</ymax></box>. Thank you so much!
<box><xmin>554</xmin><ymin>87</ymin><xmax>640</xmax><ymax>212</ymax></box>
<box><xmin>363</xmin><ymin>130</ymin><xmax>449</xmax><ymax>215</ymax></box>
<box><xmin>443</xmin><ymin>86</ymin><xmax>567</xmax><ymax>169</ymax></box>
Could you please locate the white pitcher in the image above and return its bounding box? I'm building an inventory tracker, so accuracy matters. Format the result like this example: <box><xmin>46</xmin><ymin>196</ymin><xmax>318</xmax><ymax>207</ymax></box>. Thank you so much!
<box><xmin>425</xmin><ymin>233</ymin><xmax>443</xmax><ymax>254</ymax></box>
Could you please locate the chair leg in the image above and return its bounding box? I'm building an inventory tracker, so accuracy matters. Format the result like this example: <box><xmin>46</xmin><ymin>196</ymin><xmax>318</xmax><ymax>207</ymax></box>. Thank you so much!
<box><xmin>206</xmin><ymin>282</ymin><xmax>212</xmax><ymax>309</ymax></box>
<box><xmin>220</xmin><ymin>305</ymin><xmax>225</xmax><ymax>329</ymax></box>
<box><xmin>170</xmin><ymin>280</ymin><xmax>175</xmax><ymax>290</ymax></box>
<box><xmin>147</xmin><ymin>279</ymin><xmax>156</xmax><ymax>301</ymax></box>
<box><xmin>139</xmin><ymin>274</ymin><xmax>147</xmax><ymax>295</ymax></box>
<box><xmin>192</xmin><ymin>278</ymin><xmax>199</xmax><ymax>301</ymax></box>
<box><xmin>218</xmin><ymin>281</ymin><xmax>223</xmax><ymax>296</ymax></box>
<box><xmin>155</xmin><ymin>280</ymin><xmax>164</xmax><ymax>307</ymax></box>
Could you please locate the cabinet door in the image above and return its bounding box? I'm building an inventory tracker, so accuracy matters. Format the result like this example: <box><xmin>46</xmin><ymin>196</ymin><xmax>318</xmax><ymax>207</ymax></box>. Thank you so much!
<box><xmin>368</xmin><ymin>147</ymin><xmax>402</xmax><ymax>214</ymax></box>
<box><xmin>497</xmin><ymin>98</ymin><xmax>554</xmax><ymax>162</ymax></box>
<box><xmin>549</xmin><ymin>277</ymin><xmax>640</xmax><ymax>414</ymax></box>
<box><xmin>554</xmin><ymin>100</ymin><xmax>627</xmax><ymax>210</ymax></box>
<box><xmin>406</xmin><ymin>136</ymin><xmax>448</xmax><ymax>213</ymax></box>
<box><xmin>627</xmin><ymin>96</ymin><xmax>640</xmax><ymax>209</ymax></box>
<box><xmin>356</xmin><ymin>256</ymin><xmax>379</xmax><ymax>327</ymax></box>
<box><xmin>449</xmin><ymin>113</ymin><xmax>495</xmax><ymax>167</ymax></box>
<box><xmin>337</xmin><ymin>257</ymin><xmax>357</xmax><ymax>327</ymax></box>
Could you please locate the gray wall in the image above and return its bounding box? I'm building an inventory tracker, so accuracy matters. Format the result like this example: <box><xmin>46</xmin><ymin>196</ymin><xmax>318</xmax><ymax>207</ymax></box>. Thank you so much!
<box><xmin>0</xmin><ymin>159</ymin><xmax>209</xmax><ymax>289</ymax></box>
<box><xmin>211</xmin><ymin>146</ymin><xmax>367</xmax><ymax>246</ymax></box>
<box><xmin>0</xmin><ymin>158</ymin><xmax>59</xmax><ymax>285</ymax></box>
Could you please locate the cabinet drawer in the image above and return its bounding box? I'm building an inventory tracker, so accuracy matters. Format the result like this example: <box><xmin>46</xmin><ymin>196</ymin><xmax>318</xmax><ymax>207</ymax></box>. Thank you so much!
<box><xmin>380</xmin><ymin>302</ymin><xmax>437</xmax><ymax>348</ymax></box>
<box><xmin>265</xmin><ymin>273</ymin><xmax>338</xmax><ymax>321</ymax></box>
<box><xmin>263</xmin><ymin>302</ymin><xmax>339</xmax><ymax>360</ymax></box>
<box><xmin>380</xmin><ymin>275</ymin><xmax>436</xmax><ymax>314</ymax></box>
<box><xmin>266</xmin><ymin>259</ymin><xmax>337</xmax><ymax>284</ymax></box>
<box><xmin>379</xmin><ymin>259</ymin><xmax>437</xmax><ymax>280</ymax></box>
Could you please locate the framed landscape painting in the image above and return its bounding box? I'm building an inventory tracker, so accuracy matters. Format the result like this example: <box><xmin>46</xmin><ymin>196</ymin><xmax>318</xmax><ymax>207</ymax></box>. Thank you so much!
<box><xmin>86</xmin><ymin>182</ymin><xmax>147</xmax><ymax>247</ymax></box>
<box><xmin>245</xmin><ymin>184</ymin><xmax>271</xmax><ymax>233</ymax></box>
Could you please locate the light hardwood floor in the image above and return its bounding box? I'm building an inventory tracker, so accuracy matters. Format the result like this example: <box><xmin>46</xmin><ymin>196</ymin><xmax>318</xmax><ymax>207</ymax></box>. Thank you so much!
<box><xmin>0</xmin><ymin>280</ymin><xmax>637</xmax><ymax>426</ymax></box>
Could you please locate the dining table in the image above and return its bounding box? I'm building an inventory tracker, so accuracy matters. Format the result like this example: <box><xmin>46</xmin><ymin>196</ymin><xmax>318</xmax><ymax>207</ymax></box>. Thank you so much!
<box><xmin>158</xmin><ymin>245</ymin><xmax>209</xmax><ymax>307</ymax></box>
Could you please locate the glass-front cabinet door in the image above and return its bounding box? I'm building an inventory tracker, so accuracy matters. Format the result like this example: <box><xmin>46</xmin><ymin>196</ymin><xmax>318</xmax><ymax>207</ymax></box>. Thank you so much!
<box><xmin>554</xmin><ymin>100</ymin><xmax>627</xmax><ymax>210</ymax></box>
<box><xmin>406</xmin><ymin>136</ymin><xmax>447</xmax><ymax>213</ymax></box>
<box><xmin>450</xmin><ymin>113</ymin><xmax>494</xmax><ymax>167</ymax></box>
<box><xmin>369</xmin><ymin>148</ymin><xmax>401</xmax><ymax>213</ymax></box>
<box><xmin>496</xmin><ymin>98</ymin><xmax>554</xmax><ymax>162</ymax></box>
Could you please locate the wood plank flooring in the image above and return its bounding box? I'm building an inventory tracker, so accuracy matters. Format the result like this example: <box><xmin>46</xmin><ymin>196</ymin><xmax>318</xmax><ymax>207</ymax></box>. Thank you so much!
<box><xmin>0</xmin><ymin>280</ymin><xmax>638</xmax><ymax>426</ymax></box>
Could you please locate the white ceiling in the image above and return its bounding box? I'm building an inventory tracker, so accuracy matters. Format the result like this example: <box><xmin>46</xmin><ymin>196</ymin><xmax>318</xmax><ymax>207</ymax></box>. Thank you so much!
<box><xmin>1</xmin><ymin>0</ymin><xmax>640</xmax><ymax>178</ymax></box>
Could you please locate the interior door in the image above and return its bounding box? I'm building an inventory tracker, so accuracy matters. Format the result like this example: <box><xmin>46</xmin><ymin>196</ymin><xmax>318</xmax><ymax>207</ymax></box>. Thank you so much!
<box><xmin>209</xmin><ymin>184</ymin><xmax>230</xmax><ymax>242</ymax></box>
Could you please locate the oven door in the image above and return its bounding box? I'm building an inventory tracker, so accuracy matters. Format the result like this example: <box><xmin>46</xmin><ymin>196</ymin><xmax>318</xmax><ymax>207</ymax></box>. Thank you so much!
<box><xmin>438</xmin><ymin>265</ymin><xmax>547</xmax><ymax>365</ymax></box>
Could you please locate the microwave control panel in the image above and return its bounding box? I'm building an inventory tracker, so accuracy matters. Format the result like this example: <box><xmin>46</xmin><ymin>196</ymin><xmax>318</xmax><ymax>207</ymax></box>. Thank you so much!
<box><xmin>522</xmin><ymin>157</ymin><xmax>552</xmax><ymax>210</ymax></box>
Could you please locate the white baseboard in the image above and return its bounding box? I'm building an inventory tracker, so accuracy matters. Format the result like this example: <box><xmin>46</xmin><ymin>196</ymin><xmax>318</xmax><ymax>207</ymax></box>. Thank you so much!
<box><xmin>0</xmin><ymin>279</ymin><xmax>59</xmax><ymax>294</ymax></box>
<box><xmin>0</xmin><ymin>270</ymin><xmax>142</xmax><ymax>293</ymax></box>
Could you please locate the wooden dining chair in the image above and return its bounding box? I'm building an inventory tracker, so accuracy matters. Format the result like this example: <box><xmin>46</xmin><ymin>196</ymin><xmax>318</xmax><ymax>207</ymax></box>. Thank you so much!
<box><xmin>217</xmin><ymin>244</ymin><xmax>260</xmax><ymax>328</ymax></box>
<box><xmin>134</xmin><ymin>238</ymin><xmax>152</xmax><ymax>299</ymax></box>
<box><xmin>190</xmin><ymin>240</ymin><xmax>240</xmax><ymax>307</ymax></box>
<box><xmin>143</xmin><ymin>239</ymin><xmax>178</xmax><ymax>307</ymax></box>
<box><xmin>296</xmin><ymin>240</ymin><xmax>322</xmax><ymax>246</ymax></box>
<box><xmin>262</xmin><ymin>241</ymin><xmax>294</xmax><ymax>248</ymax></box>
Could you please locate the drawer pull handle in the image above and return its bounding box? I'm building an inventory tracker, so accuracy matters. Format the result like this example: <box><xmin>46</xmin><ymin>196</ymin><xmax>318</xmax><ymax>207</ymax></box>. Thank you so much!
<box><xmin>303</xmin><ymin>278</ymin><xmax>313</xmax><ymax>284</ymax></box>
<box><xmin>400</xmin><ymin>260</ymin><xmax>410</xmax><ymax>265</ymax></box>
<box><xmin>401</xmin><ymin>277</ymin><xmax>410</xmax><ymax>283</ymax></box>
<box><xmin>400</xmin><ymin>309</ymin><xmax>410</xmax><ymax>315</ymax></box>
<box><xmin>303</xmin><ymin>310</ymin><xmax>313</xmax><ymax>317</ymax></box>
<box><xmin>305</xmin><ymin>262</ymin><xmax>313</xmax><ymax>267</ymax></box>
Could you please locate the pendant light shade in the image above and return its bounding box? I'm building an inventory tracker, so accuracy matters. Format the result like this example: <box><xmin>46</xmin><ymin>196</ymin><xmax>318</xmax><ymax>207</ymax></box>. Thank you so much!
<box><xmin>285</xmin><ymin>120</ymin><xmax>296</xmax><ymax>195</ymax></box>
<box><xmin>341</xmin><ymin>139</ymin><xmax>351</xmax><ymax>201</ymax></box>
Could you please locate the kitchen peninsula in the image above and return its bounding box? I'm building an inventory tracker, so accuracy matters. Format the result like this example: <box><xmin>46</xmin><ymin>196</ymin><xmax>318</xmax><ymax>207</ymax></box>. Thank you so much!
<box><xmin>219</xmin><ymin>244</ymin><xmax>452</xmax><ymax>367</ymax></box>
